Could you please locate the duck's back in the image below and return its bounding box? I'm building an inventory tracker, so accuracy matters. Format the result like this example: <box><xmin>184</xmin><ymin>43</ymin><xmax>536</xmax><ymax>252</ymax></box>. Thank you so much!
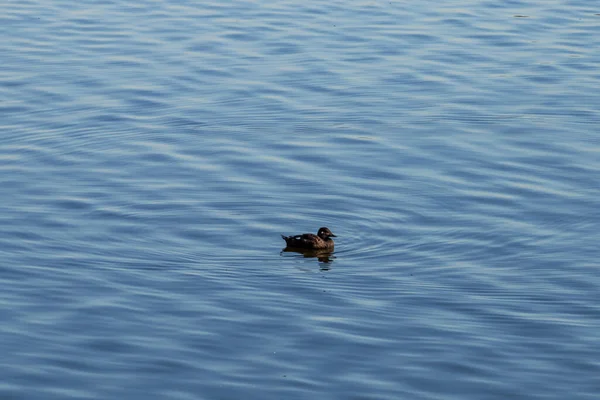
<box><xmin>282</xmin><ymin>233</ymin><xmax>331</xmax><ymax>250</ymax></box>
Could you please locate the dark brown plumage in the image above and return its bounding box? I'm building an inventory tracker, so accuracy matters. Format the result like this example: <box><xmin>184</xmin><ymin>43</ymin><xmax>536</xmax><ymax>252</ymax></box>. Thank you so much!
<box><xmin>281</xmin><ymin>227</ymin><xmax>336</xmax><ymax>250</ymax></box>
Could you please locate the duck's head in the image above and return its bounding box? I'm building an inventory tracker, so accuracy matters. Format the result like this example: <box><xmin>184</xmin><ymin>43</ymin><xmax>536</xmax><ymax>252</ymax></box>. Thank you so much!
<box><xmin>317</xmin><ymin>227</ymin><xmax>336</xmax><ymax>240</ymax></box>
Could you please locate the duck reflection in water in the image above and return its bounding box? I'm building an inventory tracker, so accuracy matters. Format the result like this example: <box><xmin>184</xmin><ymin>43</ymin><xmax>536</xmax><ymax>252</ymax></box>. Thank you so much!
<box><xmin>281</xmin><ymin>227</ymin><xmax>336</xmax><ymax>264</ymax></box>
<box><xmin>281</xmin><ymin>247</ymin><xmax>335</xmax><ymax>264</ymax></box>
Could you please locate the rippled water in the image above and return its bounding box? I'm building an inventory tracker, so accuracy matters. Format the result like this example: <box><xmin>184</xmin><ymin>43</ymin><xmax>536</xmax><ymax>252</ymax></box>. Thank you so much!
<box><xmin>1</xmin><ymin>0</ymin><xmax>599</xmax><ymax>399</ymax></box>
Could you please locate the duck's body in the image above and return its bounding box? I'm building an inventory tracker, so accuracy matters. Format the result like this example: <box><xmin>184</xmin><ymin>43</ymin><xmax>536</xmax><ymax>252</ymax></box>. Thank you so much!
<box><xmin>281</xmin><ymin>227</ymin><xmax>336</xmax><ymax>250</ymax></box>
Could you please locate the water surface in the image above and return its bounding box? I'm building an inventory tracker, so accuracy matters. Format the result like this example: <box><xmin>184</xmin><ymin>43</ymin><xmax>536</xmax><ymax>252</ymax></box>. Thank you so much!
<box><xmin>1</xmin><ymin>0</ymin><xmax>599</xmax><ymax>399</ymax></box>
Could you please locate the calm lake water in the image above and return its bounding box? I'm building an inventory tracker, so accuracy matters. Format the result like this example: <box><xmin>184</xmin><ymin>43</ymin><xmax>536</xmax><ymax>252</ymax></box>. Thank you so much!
<box><xmin>1</xmin><ymin>0</ymin><xmax>599</xmax><ymax>399</ymax></box>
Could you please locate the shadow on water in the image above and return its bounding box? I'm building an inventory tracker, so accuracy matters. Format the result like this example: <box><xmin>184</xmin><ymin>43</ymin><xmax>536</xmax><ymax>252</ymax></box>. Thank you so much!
<box><xmin>281</xmin><ymin>247</ymin><xmax>336</xmax><ymax>270</ymax></box>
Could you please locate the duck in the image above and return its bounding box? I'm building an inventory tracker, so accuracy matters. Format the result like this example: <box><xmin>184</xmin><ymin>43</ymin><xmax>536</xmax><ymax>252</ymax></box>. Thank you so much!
<box><xmin>281</xmin><ymin>227</ymin><xmax>337</xmax><ymax>250</ymax></box>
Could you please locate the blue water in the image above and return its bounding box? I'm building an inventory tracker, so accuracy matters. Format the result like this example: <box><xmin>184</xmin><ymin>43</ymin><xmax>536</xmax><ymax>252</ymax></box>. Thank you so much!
<box><xmin>1</xmin><ymin>0</ymin><xmax>599</xmax><ymax>399</ymax></box>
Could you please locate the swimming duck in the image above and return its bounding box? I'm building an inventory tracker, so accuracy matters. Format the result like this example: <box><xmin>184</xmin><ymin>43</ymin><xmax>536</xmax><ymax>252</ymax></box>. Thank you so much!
<box><xmin>281</xmin><ymin>227</ymin><xmax>336</xmax><ymax>250</ymax></box>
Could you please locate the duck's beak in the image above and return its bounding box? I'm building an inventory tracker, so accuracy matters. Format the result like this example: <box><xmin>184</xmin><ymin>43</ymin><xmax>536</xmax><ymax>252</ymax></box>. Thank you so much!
<box><xmin>329</xmin><ymin>233</ymin><xmax>337</xmax><ymax>237</ymax></box>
